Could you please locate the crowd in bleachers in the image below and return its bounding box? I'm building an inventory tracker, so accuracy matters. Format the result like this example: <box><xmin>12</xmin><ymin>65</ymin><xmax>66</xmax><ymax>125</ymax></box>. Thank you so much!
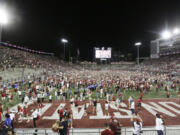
<box><xmin>0</xmin><ymin>45</ymin><xmax>63</xmax><ymax>72</ymax></box>
<box><xmin>140</xmin><ymin>54</ymin><xmax>180</xmax><ymax>73</ymax></box>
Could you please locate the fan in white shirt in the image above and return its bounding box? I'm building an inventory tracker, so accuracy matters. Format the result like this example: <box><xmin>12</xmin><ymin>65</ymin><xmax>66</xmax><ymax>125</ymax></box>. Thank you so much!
<box><xmin>132</xmin><ymin>120</ymin><xmax>143</xmax><ymax>135</ymax></box>
<box><xmin>10</xmin><ymin>111</ymin><xmax>15</xmax><ymax>121</ymax></box>
<box><xmin>156</xmin><ymin>118</ymin><xmax>164</xmax><ymax>130</ymax></box>
<box><xmin>105</xmin><ymin>101</ymin><xmax>109</xmax><ymax>116</ymax></box>
<box><xmin>131</xmin><ymin>115</ymin><xmax>143</xmax><ymax>135</ymax></box>
<box><xmin>32</xmin><ymin>109</ymin><xmax>39</xmax><ymax>119</ymax></box>
<box><xmin>18</xmin><ymin>90</ymin><xmax>22</xmax><ymax>98</ymax></box>
<box><xmin>155</xmin><ymin>113</ymin><xmax>164</xmax><ymax>135</ymax></box>
<box><xmin>130</xmin><ymin>100</ymin><xmax>135</xmax><ymax>115</ymax></box>
<box><xmin>24</xmin><ymin>95</ymin><xmax>29</xmax><ymax>105</ymax></box>
<box><xmin>36</xmin><ymin>85</ymin><xmax>40</xmax><ymax>90</ymax></box>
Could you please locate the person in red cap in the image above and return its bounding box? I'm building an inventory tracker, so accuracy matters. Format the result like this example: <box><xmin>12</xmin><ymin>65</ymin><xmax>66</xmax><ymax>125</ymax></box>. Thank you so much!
<box><xmin>101</xmin><ymin>123</ymin><xmax>114</xmax><ymax>135</ymax></box>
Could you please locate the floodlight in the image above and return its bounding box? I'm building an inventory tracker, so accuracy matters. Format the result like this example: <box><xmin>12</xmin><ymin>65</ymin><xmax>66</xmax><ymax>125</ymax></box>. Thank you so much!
<box><xmin>173</xmin><ymin>28</ymin><xmax>180</xmax><ymax>35</ymax></box>
<box><xmin>161</xmin><ymin>30</ymin><xmax>172</xmax><ymax>39</ymax></box>
<box><xmin>61</xmin><ymin>38</ymin><xmax>68</xmax><ymax>43</ymax></box>
<box><xmin>135</xmin><ymin>42</ymin><xmax>142</xmax><ymax>46</ymax></box>
<box><xmin>0</xmin><ymin>9</ymin><xmax>8</xmax><ymax>24</ymax></box>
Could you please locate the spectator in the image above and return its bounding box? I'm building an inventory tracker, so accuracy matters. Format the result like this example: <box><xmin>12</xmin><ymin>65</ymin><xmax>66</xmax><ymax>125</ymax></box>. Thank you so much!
<box><xmin>130</xmin><ymin>99</ymin><xmax>135</xmax><ymax>115</ymax></box>
<box><xmin>61</xmin><ymin>117</ymin><xmax>69</xmax><ymax>135</ymax></box>
<box><xmin>49</xmin><ymin>94</ymin><xmax>52</xmax><ymax>102</ymax></box>
<box><xmin>58</xmin><ymin>107</ymin><xmax>64</xmax><ymax>122</ymax></box>
<box><xmin>131</xmin><ymin>116</ymin><xmax>143</xmax><ymax>135</ymax></box>
<box><xmin>155</xmin><ymin>114</ymin><xmax>165</xmax><ymax>135</ymax></box>
<box><xmin>67</xmin><ymin>111</ymin><xmax>73</xmax><ymax>128</ymax></box>
<box><xmin>109</xmin><ymin>117</ymin><xmax>119</xmax><ymax>135</ymax></box>
<box><xmin>93</xmin><ymin>99</ymin><xmax>97</xmax><ymax>114</ymax></box>
<box><xmin>178</xmin><ymin>88</ymin><xmax>180</xmax><ymax>102</ymax></box>
<box><xmin>4</xmin><ymin>113</ymin><xmax>11</xmax><ymax>128</ymax></box>
<box><xmin>9</xmin><ymin>110</ymin><xmax>15</xmax><ymax>132</ymax></box>
<box><xmin>137</xmin><ymin>98</ymin><xmax>142</xmax><ymax>112</ymax></box>
<box><xmin>3</xmin><ymin>113</ymin><xmax>12</xmax><ymax>135</ymax></box>
<box><xmin>32</xmin><ymin>109</ymin><xmax>39</xmax><ymax>128</ymax></box>
<box><xmin>105</xmin><ymin>101</ymin><xmax>109</xmax><ymax>116</ymax></box>
<box><xmin>101</xmin><ymin>123</ymin><xmax>114</xmax><ymax>135</ymax></box>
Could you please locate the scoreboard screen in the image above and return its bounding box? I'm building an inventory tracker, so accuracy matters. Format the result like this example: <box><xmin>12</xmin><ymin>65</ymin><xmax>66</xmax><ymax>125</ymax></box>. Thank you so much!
<box><xmin>95</xmin><ymin>47</ymin><xmax>111</xmax><ymax>59</ymax></box>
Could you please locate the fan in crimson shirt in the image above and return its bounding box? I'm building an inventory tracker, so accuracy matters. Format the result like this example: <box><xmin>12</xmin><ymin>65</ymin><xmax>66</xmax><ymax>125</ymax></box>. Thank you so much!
<box><xmin>46</xmin><ymin>88</ymin><xmax>49</xmax><ymax>96</ymax></box>
<box><xmin>0</xmin><ymin>104</ymin><xmax>3</xmax><ymax>113</ymax></box>
<box><xmin>139</xmin><ymin>91</ymin><xmax>143</xmax><ymax>100</ymax></box>
<box><xmin>0</xmin><ymin>111</ymin><xmax>2</xmax><ymax>122</ymax></box>
<box><xmin>23</xmin><ymin>107</ymin><xmax>27</xmax><ymax>117</ymax></box>
<box><xmin>101</xmin><ymin>123</ymin><xmax>114</xmax><ymax>135</ymax></box>
<box><xmin>109</xmin><ymin>117</ymin><xmax>118</xmax><ymax>135</ymax></box>
<box><xmin>58</xmin><ymin>107</ymin><xmax>64</xmax><ymax>121</ymax></box>
<box><xmin>1</xmin><ymin>92</ymin><xmax>6</xmax><ymax>101</ymax></box>
<box><xmin>166</xmin><ymin>90</ymin><xmax>170</xmax><ymax>98</ymax></box>
<box><xmin>74</xmin><ymin>99</ymin><xmax>79</xmax><ymax>107</ymax></box>
<box><xmin>18</xmin><ymin>105</ymin><xmax>23</xmax><ymax>113</ymax></box>
<box><xmin>14</xmin><ymin>88</ymin><xmax>17</xmax><ymax>93</ymax></box>
<box><xmin>112</xmin><ymin>95</ymin><xmax>116</xmax><ymax>101</ymax></box>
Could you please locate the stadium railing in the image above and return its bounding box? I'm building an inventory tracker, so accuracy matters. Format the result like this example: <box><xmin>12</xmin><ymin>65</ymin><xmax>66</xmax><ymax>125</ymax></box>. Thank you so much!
<box><xmin>13</xmin><ymin>126</ymin><xmax>180</xmax><ymax>135</ymax></box>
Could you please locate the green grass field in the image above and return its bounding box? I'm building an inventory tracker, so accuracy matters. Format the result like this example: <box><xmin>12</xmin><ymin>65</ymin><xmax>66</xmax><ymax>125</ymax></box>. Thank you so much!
<box><xmin>1</xmin><ymin>84</ymin><xmax>179</xmax><ymax>111</ymax></box>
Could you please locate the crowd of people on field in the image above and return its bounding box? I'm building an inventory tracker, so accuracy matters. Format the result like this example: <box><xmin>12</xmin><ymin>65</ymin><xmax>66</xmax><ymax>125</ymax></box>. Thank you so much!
<box><xmin>0</xmin><ymin>46</ymin><xmax>179</xmax><ymax>135</ymax></box>
<box><xmin>0</xmin><ymin>68</ymin><xmax>179</xmax><ymax>134</ymax></box>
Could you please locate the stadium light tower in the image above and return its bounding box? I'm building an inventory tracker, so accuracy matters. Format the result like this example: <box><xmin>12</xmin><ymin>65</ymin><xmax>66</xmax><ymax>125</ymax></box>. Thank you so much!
<box><xmin>61</xmin><ymin>38</ymin><xmax>68</xmax><ymax>61</ymax></box>
<box><xmin>135</xmin><ymin>42</ymin><xmax>142</xmax><ymax>67</ymax></box>
<box><xmin>0</xmin><ymin>8</ymin><xmax>8</xmax><ymax>43</ymax></box>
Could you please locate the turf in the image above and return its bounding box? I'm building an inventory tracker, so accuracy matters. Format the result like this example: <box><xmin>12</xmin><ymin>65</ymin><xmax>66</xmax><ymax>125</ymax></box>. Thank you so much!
<box><xmin>1</xmin><ymin>84</ymin><xmax>179</xmax><ymax>111</ymax></box>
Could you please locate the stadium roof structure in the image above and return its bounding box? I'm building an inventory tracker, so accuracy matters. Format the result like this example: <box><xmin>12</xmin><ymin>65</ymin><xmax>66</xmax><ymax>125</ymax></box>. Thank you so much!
<box><xmin>150</xmin><ymin>33</ymin><xmax>180</xmax><ymax>59</ymax></box>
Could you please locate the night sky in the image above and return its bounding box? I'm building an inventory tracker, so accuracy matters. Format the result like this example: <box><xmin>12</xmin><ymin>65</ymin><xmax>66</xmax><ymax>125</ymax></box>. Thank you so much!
<box><xmin>2</xmin><ymin>0</ymin><xmax>180</xmax><ymax>61</ymax></box>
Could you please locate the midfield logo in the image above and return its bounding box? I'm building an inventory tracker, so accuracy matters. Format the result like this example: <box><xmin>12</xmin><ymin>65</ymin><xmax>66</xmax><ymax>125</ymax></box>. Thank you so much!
<box><xmin>38</xmin><ymin>101</ymin><xmax>180</xmax><ymax>120</ymax></box>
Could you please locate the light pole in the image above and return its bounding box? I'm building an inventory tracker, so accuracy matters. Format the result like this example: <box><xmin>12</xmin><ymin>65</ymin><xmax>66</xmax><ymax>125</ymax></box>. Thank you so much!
<box><xmin>0</xmin><ymin>9</ymin><xmax>8</xmax><ymax>81</ymax></box>
<box><xmin>0</xmin><ymin>8</ymin><xmax>8</xmax><ymax>43</ymax></box>
<box><xmin>61</xmin><ymin>38</ymin><xmax>68</xmax><ymax>61</ymax></box>
<box><xmin>135</xmin><ymin>42</ymin><xmax>142</xmax><ymax>67</ymax></box>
